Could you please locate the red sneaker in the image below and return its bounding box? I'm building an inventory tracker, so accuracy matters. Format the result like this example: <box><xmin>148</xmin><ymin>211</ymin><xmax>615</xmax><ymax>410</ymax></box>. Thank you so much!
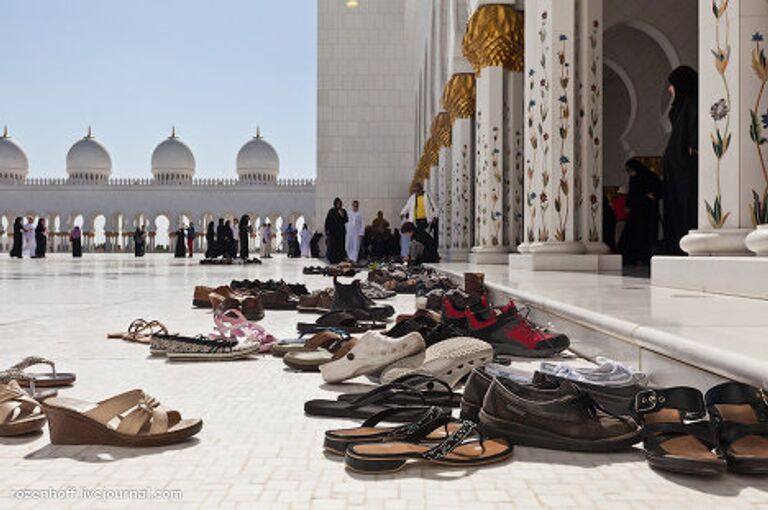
<box><xmin>466</xmin><ymin>305</ymin><xmax>569</xmax><ymax>358</ymax></box>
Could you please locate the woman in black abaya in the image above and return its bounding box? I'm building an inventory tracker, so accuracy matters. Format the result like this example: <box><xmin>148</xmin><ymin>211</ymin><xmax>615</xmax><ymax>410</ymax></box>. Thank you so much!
<box><xmin>239</xmin><ymin>215</ymin><xmax>251</xmax><ymax>260</ymax></box>
<box><xmin>663</xmin><ymin>66</ymin><xmax>699</xmax><ymax>255</ymax></box>
<box><xmin>10</xmin><ymin>217</ymin><xmax>22</xmax><ymax>258</ymax></box>
<box><xmin>34</xmin><ymin>218</ymin><xmax>48</xmax><ymax>258</ymax></box>
<box><xmin>619</xmin><ymin>159</ymin><xmax>661</xmax><ymax>264</ymax></box>
<box><xmin>205</xmin><ymin>221</ymin><xmax>216</xmax><ymax>258</ymax></box>
<box><xmin>324</xmin><ymin>197</ymin><xmax>348</xmax><ymax>264</ymax></box>
<box><xmin>174</xmin><ymin>226</ymin><xmax>187</xmax><ymax>258</ymax></box>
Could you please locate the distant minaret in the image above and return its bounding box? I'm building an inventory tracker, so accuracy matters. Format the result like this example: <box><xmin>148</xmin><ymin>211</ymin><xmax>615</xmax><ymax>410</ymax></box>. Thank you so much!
<box><xmin>1</xmin><ymin>125</ymin><xmax>8</xmax><ymax>138</ymax></box>
<box><xmin>170</xmin><ymin>125</ymin><xmax>177</xmax><ymax>139</ymax></box>
<box><xmin>256</xmin><ymin>126</ymin><xmax>262</xmax><ymax>139</ymax></box>
<box><xmin>86</xmin><ymin>125</ymin><xmax>93</xmax><ymax>138</ymax></box>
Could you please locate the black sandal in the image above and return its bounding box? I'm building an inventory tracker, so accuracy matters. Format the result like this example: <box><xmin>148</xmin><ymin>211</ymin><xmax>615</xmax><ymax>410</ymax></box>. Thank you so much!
<box><xmin>336</xmin><ymin>374</ymin><xmax>462</xmax><ymax>407</ymax></box>
<box><xmin>324</xmin><ymin>405</ymin><xmax>453</xmax><ymax>455</ymax></box>
<box><xmin>345</xmin><ymin>419</ymin><xmax>513</xmax><ymax>473</ymax></box>
<box><xmin>635</xmin><ymin>387</ymin><xmax>726</xmax><ymax>476</ymax></box>
<box><xmin>706</xmin><ymin>382</ymin><xmax>768</xmax><ymax>474</ymax></box>
<box><xmin>304</xmin><ymin>382</ymin><xmax>452</xmax><ymax>421</ymax></box>
<box><xmin>297</xmin><ymin>310</ymin><xmax>383</xmax><ymax>334</ymax></box>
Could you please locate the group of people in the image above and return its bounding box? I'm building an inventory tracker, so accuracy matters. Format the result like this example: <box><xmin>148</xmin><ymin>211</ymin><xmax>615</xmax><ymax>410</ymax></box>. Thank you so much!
<box><xmin>323</xmin><ymin>182</ymin><xmax>439</xmax><ymax>266</ymax></box>
<box><xmin>9</xmin><ymin>217</ymin><xmax>51</xmax><ymax>259</ymax></box>
<box><xmin>605</xmin><ymin>65</ymin><xmax>699</xmax><ymax>265</ymax></box>
<box><xmin>201</xmin><ymin>217</ymin><xmax>252</xmax><ymax>260</ymax></box>
<box><xmin>283</xmin><ymin>223</ymin><xmax>313</xmax><ymax>258</ymax></box>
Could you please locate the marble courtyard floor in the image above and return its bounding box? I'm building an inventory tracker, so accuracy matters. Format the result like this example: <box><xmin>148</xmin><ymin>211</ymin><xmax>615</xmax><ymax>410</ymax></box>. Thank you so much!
<box><xmin>0</xmin><ymin>254</ymin><xmax>766</xmax><ymax>509</ymax></box>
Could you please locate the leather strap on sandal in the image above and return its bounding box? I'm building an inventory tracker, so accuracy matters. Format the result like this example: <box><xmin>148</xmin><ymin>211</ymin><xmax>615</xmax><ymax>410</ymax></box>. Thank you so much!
<box><xmin>706</xmin><ymin>381</ymin><xmax>768</xmax><ymax>451</ymax></box>
<box><xmin>361</xmin><ymin>406</ymin><xmax>449</xmax><ymax>441</ymax></box>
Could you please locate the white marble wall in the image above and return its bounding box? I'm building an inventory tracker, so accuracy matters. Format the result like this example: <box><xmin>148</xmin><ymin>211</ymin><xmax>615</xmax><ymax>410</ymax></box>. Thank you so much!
<box><xmin>316</xmin><ymin>0</ymin><xmax>418</xmax><ymax>227</ymax></box>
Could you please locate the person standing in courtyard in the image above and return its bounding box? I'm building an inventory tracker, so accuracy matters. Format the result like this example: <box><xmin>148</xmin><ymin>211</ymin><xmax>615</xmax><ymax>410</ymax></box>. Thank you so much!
<box><xmin>215</xmin><ymin>218</ymin><xmax>226</xmax><ymax>257</ymax></box>
<box><xmin>70</xmin><ymin>225</ymin><xmax>82</xmax><ymax>258</ymax></box>
<box><xmin>133</xmin><ymin>226</ymin><xmax>146</xmax><ymax>257</ymax></box>
<box><xmin>324</xmin><ymin>197</ymin><xmax>348</xmax><ymax>264</ymax></box>
<box><xmin>10</xmin><ymin>217</ymin><xmax>22</xmax><ymax>258</ymax></box>
<box><xmin>239</xmin><ymin>215</ymin><xmax>251</xmax><ymax>260</ymax></box>
<box><xmin>261</xmin><ymin>222</ymin><xmax>273</xmax><ymax>258</ymax></box>
<box><xmin>619</xmin><ymin>159</ymin><xmax>661</xmax><ymax>265</ymax></box>
<box><xmin>231</xmin><ymin>218</ymin><xmax>240</xmax><ymax>258</ymax></box>
<box><xmin>22</xmin><ymin>217</ymin><xmax>35</xmax><ymax>258</ymax></box>
<box><xmin>300</xmin><ymin>224</ymin><xmax>312</xmax><ymax>258</ymax></box>
<box><xmin>186</xmin><ymin>222</ymin><xmax>196</xmax><ymax>258</ymax></box>
<box><xmin>400</xmin><ymin>182</ymin><xmax>435</xmax><ymax>233</ymax></box>
<box><xmin>205</xmin><ymin>221</ymin><xmax>216</xmax><ymax>258</ymax></box>
<box><xmin>345</xmin><ymin>200</ymin><xmax>364</xmax><ymax>264</ymax></box>
<box><xmin>34</xmin><ymin>218</ymin><xmax>48</xmax><ymax>258</ymax></box>
<box><xmin>174</xmin><ymin>225</ymin><xmax>187</xmax><ymax>258</ymax></box>
<box><xmin>663</xmin><ymin>65</ymin><xmax>699</xmax><ymax>255</ymax></box>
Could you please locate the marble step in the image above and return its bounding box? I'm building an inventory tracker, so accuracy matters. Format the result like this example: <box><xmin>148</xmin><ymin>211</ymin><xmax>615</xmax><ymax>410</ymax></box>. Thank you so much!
<box><xmin>431</xmin><ymin>263</ymin><xmax>768</xmax><ymax>391</ymax></box>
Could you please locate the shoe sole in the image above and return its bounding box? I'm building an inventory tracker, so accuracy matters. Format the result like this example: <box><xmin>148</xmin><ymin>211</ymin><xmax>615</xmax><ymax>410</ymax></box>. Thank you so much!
<box><xmin>380</xmin><ymin>338</ymin><xmax>493</xmax><ymax>388</ymax></box>
<box><xmin>479</xmin><ymin>409</ymin><xmax>640</xmax><ymax>453</ymax></box>
<box><xmin>344</xmin><ymin>448</ymin><xmax>514</xmax><ymax>474</ymax></box>
<box><xmin>490</xmin><ymin>338</ymin><xmax>568</xmax><ymax>358</ymax></box>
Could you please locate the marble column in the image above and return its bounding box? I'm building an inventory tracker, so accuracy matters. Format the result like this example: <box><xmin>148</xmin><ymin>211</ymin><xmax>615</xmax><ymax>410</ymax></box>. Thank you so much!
<box><xmin>443</xmin><ymin>73</ymin><xmax>476</xmax><ymax>261</ymax></box>
<box><xmin>434</xmin><ymin>112</ymin><xmax>453</xmax><ymax>254</ymax></box>
<box><xmin>463</xmin><ymin>2</ymin><xmax>524</xmax><ymax>264</ymax></box>
<box><xmin>576</xmin><ymin>0</ymin><xmax>609</xmax><ymax>254</ymax></box>
<box><xmin>523</xmin><ymin>0</ymin><xmax>584</xmax><ymax>255</ymax></box>
<box><xmin>682</xmin><ymin>0</ymin><xmax>768</xmax><ymax>255</ymax></box>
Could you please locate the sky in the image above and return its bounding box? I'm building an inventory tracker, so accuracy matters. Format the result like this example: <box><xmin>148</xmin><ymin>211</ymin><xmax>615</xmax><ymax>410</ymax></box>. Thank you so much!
<box><xmin>0</xmin><ymin>0</ymin><xmax>317</xmax><ymax>180</ymax></box>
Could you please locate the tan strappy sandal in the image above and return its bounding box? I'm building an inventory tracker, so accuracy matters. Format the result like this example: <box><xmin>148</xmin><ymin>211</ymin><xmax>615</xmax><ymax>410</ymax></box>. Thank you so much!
<box><xmin>43</xmin><ymin>389</ymin><xmax>202</xmax><ymax>446</ymax></box>
<box><xmin>107</xmin><ymin>319</ymin><xmax>172</xmax><ymax>344</ymax></box>
<box><xmin>0</xmin><ymin>377</ymin><xmax>47</xmax><ymax>436</ymax></box>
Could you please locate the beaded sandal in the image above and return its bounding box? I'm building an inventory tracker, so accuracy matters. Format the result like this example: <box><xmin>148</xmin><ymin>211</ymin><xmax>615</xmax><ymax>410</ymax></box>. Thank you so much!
<box><xmin>6</xmin><ymin>356</ymin><xmax>76</xmax><ymax>388</ymax></box>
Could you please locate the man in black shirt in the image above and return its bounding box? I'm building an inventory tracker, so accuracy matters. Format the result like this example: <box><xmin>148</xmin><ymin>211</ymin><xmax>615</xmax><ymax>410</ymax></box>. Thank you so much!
<box><xmin>400</xmin><ymin>221</ymin><xmax>438</xmax><ymax>265</ymax></box>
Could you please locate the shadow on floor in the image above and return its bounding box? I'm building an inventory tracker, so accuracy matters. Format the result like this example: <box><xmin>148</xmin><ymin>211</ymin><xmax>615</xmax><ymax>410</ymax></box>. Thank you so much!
<box><xmin>24</xmin><ymin>437</ymin><xmax>200</xmax><ymax>463</ymax></box>
<box><xmin>0</xmin><ymin>430</ymin><xmax>44</xmax><ymax>445</ymax></box>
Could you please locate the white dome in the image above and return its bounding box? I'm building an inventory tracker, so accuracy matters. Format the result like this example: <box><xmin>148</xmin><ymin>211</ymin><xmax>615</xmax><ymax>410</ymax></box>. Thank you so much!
<box><xmin>0</xmin><ymin>126</ymin><xmax>29</xmax><ymax>183</ymax></box>
<box><xmin>66</xmin><ymin>127</ymin><xmax>112</xmax><ymax>183</ymax></box>
<box><xmin>152</xmin><ymin>128</ymin><xmax>195</xmax><ymax>182</ymax></box>
<box><xmin>237</xmin><ymin>128</ymin><xmax>279</xmax><ymax>183</ymax></box>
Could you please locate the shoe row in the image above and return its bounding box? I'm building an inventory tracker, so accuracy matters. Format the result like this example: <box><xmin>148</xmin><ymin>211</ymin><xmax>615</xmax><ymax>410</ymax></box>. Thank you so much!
<box><xmin>108</xmin><ymin>310</ymin><xmax>277</xmax><ymax>361</ymax></box>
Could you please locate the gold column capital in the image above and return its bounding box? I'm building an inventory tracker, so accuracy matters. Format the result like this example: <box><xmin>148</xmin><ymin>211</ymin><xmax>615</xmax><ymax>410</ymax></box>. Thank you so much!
<box><xmin>442</xmin><ymin>73</ymin><xmax>476</xmax><ymax>122</ymax></box>
<box><xmin>433</xmin><ymin>112</ymin><xmax>453</xmax><ymax>148</ymax></box>
<box><xmin>463</xmin><ymin>4</ymin><xmax>524</xmax><ymax>73</ymax></box>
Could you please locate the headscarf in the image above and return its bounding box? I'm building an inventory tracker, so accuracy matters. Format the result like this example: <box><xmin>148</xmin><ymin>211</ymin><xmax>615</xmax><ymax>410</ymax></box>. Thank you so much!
<box><xmin>668</xmin><ymin>66</ymin><xmax>698</xmax><ymax>122</ymax></box>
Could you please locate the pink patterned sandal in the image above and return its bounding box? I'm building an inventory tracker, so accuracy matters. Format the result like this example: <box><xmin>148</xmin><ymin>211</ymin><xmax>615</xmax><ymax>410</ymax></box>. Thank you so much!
<box><xmin>210</xmin><ymin>309</ymin><xmax>277</xmax><ymax>353</ymax></box>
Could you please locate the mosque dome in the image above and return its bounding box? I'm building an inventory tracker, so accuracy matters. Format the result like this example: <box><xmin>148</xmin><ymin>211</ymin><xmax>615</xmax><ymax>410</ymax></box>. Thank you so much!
<box><xmin>236</xmin><ymin>128</ymin><xmax>279</xmax><ymax>184</ymax></box>
<box><xmin>66</xmin><ymin>127</ymin><xmax>112</xmax><ymax>184</ymax></box>
<box><xmin>152</xmin><ymin>127</ymin><xmax>196</xmax><ymax>183</ymax></box>
<box><xmin>0</xmin><ymin>126</ymin><xmax>29</xmax><ymax>184</ymax></box>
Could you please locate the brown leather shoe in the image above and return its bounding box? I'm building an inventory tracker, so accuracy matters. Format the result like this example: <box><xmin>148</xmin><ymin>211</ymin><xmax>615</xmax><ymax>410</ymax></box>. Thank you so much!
<box><xmin>193</xmin><ymin>286</ymin><xmax>215</xmax><ymax>308</ymax></box>
<box><xmin>241</xmin><ymin>295</ymin><xmax>265</xmax><ymax>321</ymax></box>
<box><xmin>210</xmin><ymin>293</ymin><xmax>240</xmax><ymax>314</ymax></box>
<box><xmin>479</xmin><ymin>377</ymin><xmax>640</xmax><ymax>452</ymax></box>
<box><xmin>260</xmin><ymin>287</ymin><xmax>299</xmax><ymax>310</ymax></box>
<box><xmin>464</xmin><ymin>272</ymin><xmax>485</xmax><ymax>298</ymax></box>
<box><xmin>297</xmin><ymin>289</ymin><xmax>333</xmax><ymax>313</ymax></box>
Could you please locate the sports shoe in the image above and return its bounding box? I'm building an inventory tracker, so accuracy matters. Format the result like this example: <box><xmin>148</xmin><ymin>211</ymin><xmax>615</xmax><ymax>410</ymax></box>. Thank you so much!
<box><xmin>466</xmin><ymin>306</ymin><xmax>569</xmax><ymax>358</ymax></box>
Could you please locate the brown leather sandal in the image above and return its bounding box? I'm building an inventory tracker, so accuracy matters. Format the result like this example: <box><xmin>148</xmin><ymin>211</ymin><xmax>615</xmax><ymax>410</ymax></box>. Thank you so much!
<box><xmin>706</xmin><ymin>382</ymin><xmax>768</xmax><ymax>474</ymax></box>
<box><xmin>107</xmin><ymin>319</ymin><xmax>172</xmax><ymax>344</ymax></box>
<box><xmin>0</xmin><ymin>377</ymin><xmax>47</xmax><ymax>436</ymax></box>
<box><xmin>43</xmin><ymin>389</ymin><xmax>202</xmax><ymax>446</ymax></box>
<box><xmin>635</xmin><ymin>387</ymin><xmax>726</xmax><ymax>476</ymax></box>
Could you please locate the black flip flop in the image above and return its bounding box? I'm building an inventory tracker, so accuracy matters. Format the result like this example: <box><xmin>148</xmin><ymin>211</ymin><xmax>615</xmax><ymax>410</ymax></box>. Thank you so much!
<box><xmin>304</xmin><ymin>383</ymin><xmax>452</xmax><ymax>421</ymax></box>
<box><xmin>336</xmin><ymin>374</ymin><xmax>462</xmax><ymax>407</ymax></box>
<box><xmin>297</xmin><ymin>310</ymin><xmax>384</xmax><ymax>335</ymax></box>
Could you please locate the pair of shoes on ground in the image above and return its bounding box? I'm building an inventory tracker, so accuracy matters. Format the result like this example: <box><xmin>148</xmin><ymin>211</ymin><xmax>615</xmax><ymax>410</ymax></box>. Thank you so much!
<box><xmin>323</xmin><ymin>404</ymin><xmax>513</xmax><ymax>473</ymax></box>
<box><xmin>231</xmin><ymin>279</ymin><xmax>308</xmax><ymax>296</ymax></box>
<box><xmin>194</xmin><ymin>284</ymin><xmax>301</xmax><ymax>317</ymax></box>
<box><xmin>0</xmin><ymin>356</ymin><xmax>76</xmax><ymax>406</ymax></box>
<box><xmin>151</xmin><ymin>309</ymin><xmax>276</xmax><ymax>361</ymax></box>
<box><xmin>317</xmin><ymin>330</ymin><xmax>493</xmax><ymax>387</ymax></box>
<box><xmin>634</xmin><ymin>382</ymin><xmax>768</xmax><ymax>476</ymax></box>
<box><xmin>107</xmin><ymin>319</ymin><xmax>176</xmax><ymax>344</ymax></box>
<box><xmin>441</xmin><ymin>291</ymin><xmax>570</xmax><ymax>358</ymax></box>
<box><xmin>278</xmin><ymin>329</ymin><xmax>356</xmax><ymax>372</ymax></box>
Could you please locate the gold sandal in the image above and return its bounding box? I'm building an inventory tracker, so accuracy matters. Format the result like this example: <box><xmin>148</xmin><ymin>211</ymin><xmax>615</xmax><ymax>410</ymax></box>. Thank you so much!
<box><xmin>43</xmin><ymin>389</ymin><xmax>202</xmax><ymax>446</ymax></box>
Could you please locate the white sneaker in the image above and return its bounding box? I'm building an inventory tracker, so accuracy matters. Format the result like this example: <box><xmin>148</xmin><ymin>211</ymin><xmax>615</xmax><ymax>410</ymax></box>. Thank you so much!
<box><xmin>320</xmin><ymin>331</ymin><xmax>426</xmax><ymax>384</ymax></box>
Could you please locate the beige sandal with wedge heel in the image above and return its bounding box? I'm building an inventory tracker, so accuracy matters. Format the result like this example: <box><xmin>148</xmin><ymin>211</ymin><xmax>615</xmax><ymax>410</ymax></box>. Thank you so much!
<box><xmin>43</xmin><ymin>389</ymin><xmax>202</xmax><ymax>446</ymax></box>
<box><xmin>0</xmin><ymin>376</ymin><xmax>47</xmax><ymax>436</ymax></box>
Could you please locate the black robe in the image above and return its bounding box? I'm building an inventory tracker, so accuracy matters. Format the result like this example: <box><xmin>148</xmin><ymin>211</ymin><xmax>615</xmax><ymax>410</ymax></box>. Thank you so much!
<box><xmin>216</xmin><ymin>223</ymin><xmax>226</xmax><ymax>257</ymax></box>
<box><xmin>205</xmin><ymin>226</ymin><xmax>216</xmax><ymax>258</ymax></box>
<box><xmin>324</xmin><ymin>207</ymin><xmax>348</xmax><ymax>264</ymax></box>
<box><xmin>663</xmin><ymin>95</ymin><xmax>698</xmax><ymax>255</ymax></box>
<box><xmin>239</xmin><ymin>223</ymin><xmax>250</xmax><ymax>260</ymax></box>
<box><xmin>71</xmin><ymin>236</ymin><xmax>82</xmax><ymax>258</ymax></box>
<box><xmin>34</xmin><ymin>225</ymin><xmax>47</xmax><ymax>258</ymax></box>
<box><xmin>174</xmin><ymin>229</ymin><xmax>186</xmax><ymax>258</ymax></box>
<box><xmin>10</xmin><ymin>223</ymin><xmax>22</xmax><ymax>258</ymax></box>
<box><xmin>620</xmin><ymin>167</ymin><xmax>661</xmax><ymax>264</ymax></box>
<box><xmin>133</xmin><ymin>230</ymin><xmax>145</xmax><ymax>257</ymax></box>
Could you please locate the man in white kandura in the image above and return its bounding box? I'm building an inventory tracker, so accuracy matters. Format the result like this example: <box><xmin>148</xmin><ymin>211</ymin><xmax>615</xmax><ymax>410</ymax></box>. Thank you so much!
<box><xmin>22</xmin><ymin>216</ymin><xmax>36</xmax><ymax>258</ymax></box>
<box><xmin>261</xmin><ymin>222</ymin><xmax>273</xmax><ymax>259</ymax></box>
<box><xmin>345</xmin><ymin>200</ymin><xmax>364</xmax><ymax>263</ymax></box>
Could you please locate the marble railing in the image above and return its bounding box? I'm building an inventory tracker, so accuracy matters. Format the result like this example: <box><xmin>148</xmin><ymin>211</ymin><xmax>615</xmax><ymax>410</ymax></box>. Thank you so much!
<box><xmin>11</xmin><ymin>177</ymin><xmax>314</xmax><ymax>188</ymax></box>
